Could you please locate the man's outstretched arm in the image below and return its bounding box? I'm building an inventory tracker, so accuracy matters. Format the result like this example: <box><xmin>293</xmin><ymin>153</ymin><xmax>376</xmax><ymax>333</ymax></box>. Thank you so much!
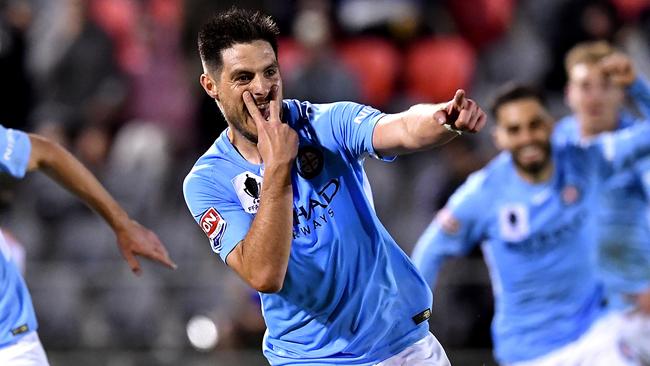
<box><xmin>372</xmin><ymin>89</ymin><xmax>487</xmax><ymax>157</ymax></box>
<box><xmin>26</xmin><ymin>133</ymin><xmax>176</xmax><ymax>275</ymax></box>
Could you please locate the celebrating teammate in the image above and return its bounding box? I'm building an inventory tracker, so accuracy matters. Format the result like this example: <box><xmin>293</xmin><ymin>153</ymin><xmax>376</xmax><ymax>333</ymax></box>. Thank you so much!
<box><xmin>183</xmin><ymin>7</ymin><xmax>486</xmax><ymax>366</ymax></box>
<box><xmin>411</xmin><ymin>82</ymin><xmax>650</xmax><ymax>365</ymax></box>
<box><xmin>554</xmin><ymin>41</ymin><xmax>650</xmax><ymax>364</ymax></box>
<box><xmin>0</xmin><ymin>126</ymin><xmax>176</xmax><ymax>365</ymax></box>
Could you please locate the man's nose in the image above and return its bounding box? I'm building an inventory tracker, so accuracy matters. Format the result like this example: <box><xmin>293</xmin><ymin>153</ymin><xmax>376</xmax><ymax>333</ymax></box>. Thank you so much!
<box><xmin>518</xmin><ymin>127</ymin><xmax>535</xmax><ymax>144</ymax></box>
<box><xmin>250</xmin><ymin>75</ymin><xmax>271</xmax><ymax>97</ymax></box>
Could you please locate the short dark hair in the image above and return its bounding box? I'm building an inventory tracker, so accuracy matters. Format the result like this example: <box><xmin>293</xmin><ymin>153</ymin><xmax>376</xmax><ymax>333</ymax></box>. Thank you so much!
<box><xmin>198</xmin><ymin>7</ymin><xmax>280</xmax><ymax>72</ymax></box>
<box><xmin>490</xmin><ymin>83</ymin><xmax>547</xmax><ymax>120</ymax></box>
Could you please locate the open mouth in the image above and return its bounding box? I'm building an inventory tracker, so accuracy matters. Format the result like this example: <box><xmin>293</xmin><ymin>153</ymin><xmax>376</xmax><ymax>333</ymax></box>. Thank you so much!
<box><xmin>257</xmin><ymin>102</ymin><xmax>270</xmax><ymax>120</ymax></box>
<box><xmin>517</xmin><ymin>145</ymin><xmax>544</xmax><ymax>162</ymax></box>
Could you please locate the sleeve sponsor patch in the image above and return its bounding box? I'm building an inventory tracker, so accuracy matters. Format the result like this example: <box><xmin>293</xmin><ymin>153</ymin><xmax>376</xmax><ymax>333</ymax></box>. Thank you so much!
<box><xmin>435</xmin><ymin>207</ymin><xmax>460</xmax><ymax>235</ymax></box>
<box><xmin>199</xmin><ymin>207</ymin><xmax>227</xmax><ymax>253</ymax></box>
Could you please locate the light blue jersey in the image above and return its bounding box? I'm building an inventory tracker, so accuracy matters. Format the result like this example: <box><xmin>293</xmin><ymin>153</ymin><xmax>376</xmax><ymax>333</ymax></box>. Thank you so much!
<box><xmin>184</xmin><ymin>100</ymin><xmax>432</xmax><ymax>366</ymax></box>
<box><xmin>411</xmin><ymin>121</ymin><xmax>650</xmax><ymax>363</ymax></box>
<box><xmin>0</xmin><ymin>125</ymin><xmax>36</xmax><ymax>347</ymax></box>
<box><xmin>553</xmin><ymin>78</ymin><xmax>650</xmax><ymax>309</ymax></box>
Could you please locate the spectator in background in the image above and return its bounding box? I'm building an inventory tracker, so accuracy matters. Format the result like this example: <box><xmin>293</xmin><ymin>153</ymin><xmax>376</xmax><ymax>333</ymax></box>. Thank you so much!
<box><xmin>543</xmin><ymin>0</ymin><xmax>622</xmax><ymax>91</ymax></box>
<box><xmin>553</xmin><ymin>41</ymin><xmax>650</xmax><ymax>364</ymax></box>
<box><xmin>29</xmin><ymin>0</ymin><xmax>125</xmax><ymax>133</ymax></box>
<box><xmin>336</xmin><ymin>0</ymin><xmax>422</xmax><ymax>42</ymax></box>
<box><xmin>89</xmin><ymin>0</ymin><xmax>197</xmax><ymax>153</ymax></box>
<box><xmin>25</xmin><ymin>0</ymin><xmax>125</xmax><ymax>186</ymax></box>
<box><xmin>0</xmin><ymin>0</ymin><xmax>33</xmax><ymax>131</ymax></box>
<box><xmin>283</xmin><ymin>2</ymin><xmax>360</xmax><ymax>103</ymax></box>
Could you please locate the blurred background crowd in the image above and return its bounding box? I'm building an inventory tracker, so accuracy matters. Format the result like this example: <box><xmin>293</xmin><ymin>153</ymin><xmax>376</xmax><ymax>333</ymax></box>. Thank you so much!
<box><xmin>1</xmin><ymin>0</ymin><xmax>650</xmax><ymax>365</ymax></box>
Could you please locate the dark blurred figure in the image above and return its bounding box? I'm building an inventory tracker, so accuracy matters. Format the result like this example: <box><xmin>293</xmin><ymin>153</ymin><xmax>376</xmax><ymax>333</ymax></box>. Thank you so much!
<box><xmin>543</xmin><ymin>0</ymin><xmax>622</xmax><ymax>91</ymax></box>
<box><xmin>336</xmin><ymin>0</ymin><xmax>423</xmax><ymax>43</ymax></box>
<box><xmin>31</xmin><ymin>0</ymin><xmax>125</xmax><ymax>134</ymax></box>
<box><xmin>284</xmin><ymin>1</ymin><xmax>360</xmax><ymax>103</ymax></box>
<box><xmin>0</xmin><ymin>0</ymin><xmax>33</xmax><ymax>130</ymax></box>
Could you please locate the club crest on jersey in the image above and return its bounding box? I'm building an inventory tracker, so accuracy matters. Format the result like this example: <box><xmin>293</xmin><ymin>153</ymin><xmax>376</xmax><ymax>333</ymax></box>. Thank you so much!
<box><xmin>200</xmin><ymin>207</ymin><xmax>226</xmax><ymax>253</ymax></box>
<box><xmin>296</xmin><ymin>146</ymin><xmax>324</xmax><ymax>179</ymax></box>
<box><xmin>232</xmin><ymin>171</ymin><xmax>263</xmax><ymax>214</ymax></box>
<box><xmin>561</xmin><ymin>185</ymin><xmax>580</xmax><ymax>205</ymax></box>
<box><xmin>499</xmin><ymin>204</ymin><xmax>530</xmax><ymax>242</ymax></box>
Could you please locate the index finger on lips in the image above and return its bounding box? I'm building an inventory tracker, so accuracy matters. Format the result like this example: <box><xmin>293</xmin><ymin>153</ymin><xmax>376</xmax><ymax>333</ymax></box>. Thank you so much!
<box><xmin>243</xmin><ymin>91</ymin><xmax>265</xmax><ymax>126</ymax></box>
<box><xmin>268</xmin><ymin>85</ymin><xmax>281</xmax><ymax>123</ymax></box>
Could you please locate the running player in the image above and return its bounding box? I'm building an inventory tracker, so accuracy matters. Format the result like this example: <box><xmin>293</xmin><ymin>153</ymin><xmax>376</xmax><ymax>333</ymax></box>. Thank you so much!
<box><xmin>412</xmin><ymin>83</ymin><xmax>647</xmax><ymax>365</ymax></box>
<box><xmin>554</xmin><ymin>41</ymin><xmax>650</xmax><ymax>364</ymax></box>
<box><xmin>0</xmin><ymin>125</ymin><xmax>176</xmax><ymax>365</ymax></box>
<box><xmin>183</xmin><ymin>7</ymin><xmax>486</xmax><ymax>366</ymax></box>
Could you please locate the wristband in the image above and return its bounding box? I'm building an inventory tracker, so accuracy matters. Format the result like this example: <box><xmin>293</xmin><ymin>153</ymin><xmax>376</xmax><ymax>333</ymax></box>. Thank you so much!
<box><xmin>443</xmin><ymin>123</ymin><xmax>463</xmax><ymax>136</ymax></box>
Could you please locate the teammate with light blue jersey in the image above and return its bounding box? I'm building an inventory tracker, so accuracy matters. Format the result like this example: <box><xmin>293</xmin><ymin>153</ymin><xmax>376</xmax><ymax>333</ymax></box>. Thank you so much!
<box><xmin>554</xmin><ymin>41</ymin><xmax>650</xmax><ymax>363</ymax></box>
<box><xmin>183</xmin><ymin>8</ymin><xmax>486</xmax><ymax>366</ymax></box>
<box><xmin>0</xmin><ymin>126</ymin><xmax>38</xmax><ymax>353</ymax></box>
<box><xmin>412</xmin><ymin>84</ymin><xmax>646</xmax><ymax>365</ymax></box>
<box><xmin>554</xmin><ymin>43</ymin><xmax>650</xmax><ymax>313</ymax></box>
<box><xmin>0</xmin><ymin>125</ymin><xmax>175</xmax><ymax>365</ymax></box>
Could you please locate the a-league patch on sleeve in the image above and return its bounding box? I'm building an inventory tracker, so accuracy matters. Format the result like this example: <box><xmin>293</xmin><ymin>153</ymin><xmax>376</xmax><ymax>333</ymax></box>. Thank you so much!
<box><xmin>199</xmin><ymin>207</ymin><xmax>227</xmax><ymax>253</ymax></box>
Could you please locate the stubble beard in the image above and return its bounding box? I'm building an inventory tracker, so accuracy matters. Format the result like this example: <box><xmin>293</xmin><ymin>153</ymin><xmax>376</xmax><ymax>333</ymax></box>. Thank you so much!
<box><xmin>512</xmin><ymin>142</ymin><xmax>552</xmax><ymax>177</ymax></box>
<box><xmin>232</xmin><ymin>118</ymin><xmax>258</xmax><ymax>144</ymax></box>
<box><xmin>217</xmin><ymin>101</ymin><xmax>259</xmax><ymax>144</ymax></box>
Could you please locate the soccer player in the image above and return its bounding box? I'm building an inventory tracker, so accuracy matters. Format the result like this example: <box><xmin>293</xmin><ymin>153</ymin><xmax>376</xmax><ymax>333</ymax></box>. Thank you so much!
<box><xmin>0</xmin><ymin>125</ymin><xmax>176</xmax><ymax>365</ymax></box>
<box><xmin>554</xmin><ymin>41</ymin><xmax>650</xmax><ymax>364</ymax></box>
<box><xmin>183</xmin><ymin>7</ymin><xmax>486</xmax><ymax>366</ymax></box>
<box><xmin>411</xmin><ymin>84</ymin><xmax>650</xmax><ymax>365</ymax></box>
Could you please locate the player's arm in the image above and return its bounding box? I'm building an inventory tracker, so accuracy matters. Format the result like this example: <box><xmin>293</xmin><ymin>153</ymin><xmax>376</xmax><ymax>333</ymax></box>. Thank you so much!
<box><xmin>225</xmin><ymin>87</ymin><xmax>298</xmax><ymax>293</ymax></box>
<box><xmin>411</xmin><ymin>173</ymin><xmax>484</xmax><ymax>288</ymax></box>
<box><xmin>634</xmin><ymin>288</ymin><xmax>650</xmax><ymax>314</ymax></box>
<box><xmin>26</xmin><ymin>134</ymin><xmax>176</xmax><ymax>274</ymax></box>
<box><xmin>602</xmin><ymin>52</ymin><xmax>650</xmax><ymax>119</ymax></box>
<box><xmin>592</xmin><ymin>122</ymin><xmax>650</xmax><ymax>175</ymax></box>
<box><xmin>372</xmin><ymin>90</ymin><xmax>487</xmax><ymax>156</ymax></box>
<box><xmin>412</xmin><ymin>209</ymin><xmax>463</xmax><ymax>287</ymax></box>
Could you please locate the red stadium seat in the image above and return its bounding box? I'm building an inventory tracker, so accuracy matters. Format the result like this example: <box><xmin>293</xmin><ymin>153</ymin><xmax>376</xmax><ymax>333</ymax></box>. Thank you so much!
<box><xmin>337</xmin><ymin>38</ymin><xmax>401</xmax><ymax>108</ymax></box>
<box><xmin>404</xmin><ymin>37</ymin><xmax>476</xmax><ymax>103</ymax></box>
<box><xmin>447</xmin><ymin>0</ymin><xmax>514</xmax><ymax>49</ymax></box>
<box><xmin>611</xmin><ymin>0</ymin><xmax>650</xmax><ymax>21</ymax></box>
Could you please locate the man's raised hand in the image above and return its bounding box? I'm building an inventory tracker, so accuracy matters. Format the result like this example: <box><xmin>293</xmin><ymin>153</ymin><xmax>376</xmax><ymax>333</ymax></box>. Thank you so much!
<box><xmin>242</xmin><ymin>86</ymin><xmax>298</xmax><ymax>167</ymax></box>
<box><xmin>434</xmin><ymin>89</ymin><xmax>487</xmax><ymax>134</ymax></box>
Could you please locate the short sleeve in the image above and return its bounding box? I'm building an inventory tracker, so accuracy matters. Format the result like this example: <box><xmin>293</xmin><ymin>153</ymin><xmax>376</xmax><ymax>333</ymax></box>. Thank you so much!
<box><xmin>590</xmin><ymin>123</ymin><xmax>650</xmax><ymax>177</ymax></box>
<box><xmin>628</xmin><ymin>77</ymin><xmax>650</xmax><ymax>119</ymax></box>
<box><xmin>0</xmin><ymin>126</ymin><xmax>31</xmax><ymax>179</ymax></box>
<box><xmin>183</xmin><ymin>169</ymin><xmax>253</xmax><ymax>263</ymax></box>
<box><xmin>633</xmin><ymin>155</ymin><xmax>650</xmax><ymax>200</ymax></box>
<box><xmin>320</xmin><ymin>102</ymin><xmax>390</xmax><ymax>161</ymax></box>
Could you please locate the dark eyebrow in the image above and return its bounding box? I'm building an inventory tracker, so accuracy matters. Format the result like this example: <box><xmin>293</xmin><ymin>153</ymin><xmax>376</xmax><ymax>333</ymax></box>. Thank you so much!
<box><xmin>229</xmin><ymin>70</ymin><xmax>253</xmax><ymax>79</ymax></box>
<box><xmin>229</xmin><ymin>60</ymin><xmax>279</xmax><ymax>79</ymax></box>
<box><xmin>265</xmin><ymin>61</ymin><xmax>279</xmax><ymax>69</ymax></box>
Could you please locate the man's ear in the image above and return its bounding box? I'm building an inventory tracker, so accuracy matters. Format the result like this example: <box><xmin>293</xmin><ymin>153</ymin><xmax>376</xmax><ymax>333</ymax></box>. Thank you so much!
<box><xmin>492</xmin><ymin>126</ymin><xmax>503</xmax><ymax>150</ymax></box>
<box><xmin>200</xmin><ymin>73</ymin><xmax>219</xmax><ymax>101</ymax></box>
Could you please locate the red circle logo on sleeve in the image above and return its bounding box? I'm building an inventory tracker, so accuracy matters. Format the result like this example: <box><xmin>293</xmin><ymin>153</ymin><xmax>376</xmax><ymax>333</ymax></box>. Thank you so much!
<box><xmin>199</xmin><ymin>207</ymin><xmax>227</xmax><ymax>252</ymax></box>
